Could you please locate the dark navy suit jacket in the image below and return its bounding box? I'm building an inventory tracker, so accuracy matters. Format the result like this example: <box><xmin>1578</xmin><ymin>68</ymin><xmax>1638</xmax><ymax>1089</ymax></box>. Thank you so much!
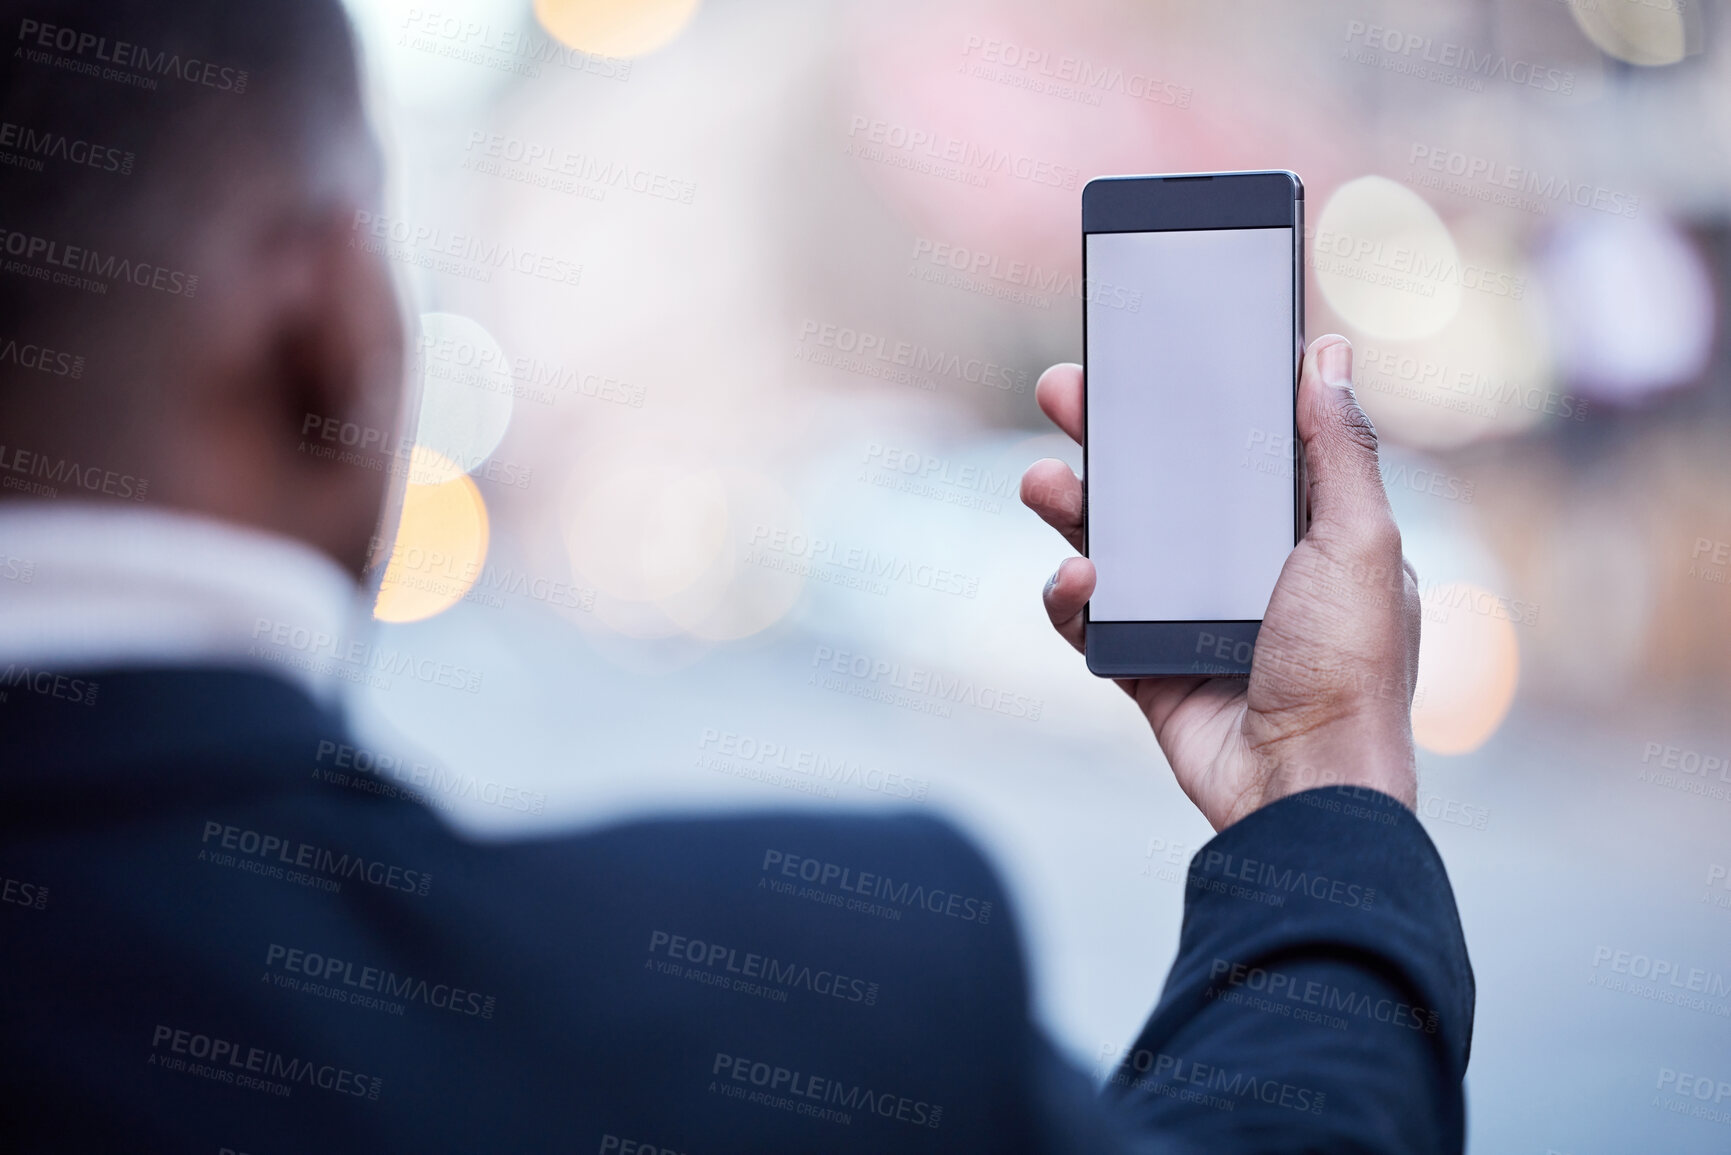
<box><xmin>0</xmin><ymin>669</ymin><xmax>1473</xmax><ymax>1153</ymax></box>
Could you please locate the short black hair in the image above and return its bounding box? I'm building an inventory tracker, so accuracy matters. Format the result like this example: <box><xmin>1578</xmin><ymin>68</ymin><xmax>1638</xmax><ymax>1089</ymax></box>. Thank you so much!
<box><xmin>0</xmin><ymin>0</ymin><xmax>366</xmax><ymax>338</ymax></box>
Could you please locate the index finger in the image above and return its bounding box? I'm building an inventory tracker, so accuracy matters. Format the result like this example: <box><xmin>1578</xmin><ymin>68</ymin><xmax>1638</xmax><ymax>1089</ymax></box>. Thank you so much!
<box><xmin>1035</xmin><ymin>363</ymin><xmax>1083</xmax><ymax>445</ymax></box>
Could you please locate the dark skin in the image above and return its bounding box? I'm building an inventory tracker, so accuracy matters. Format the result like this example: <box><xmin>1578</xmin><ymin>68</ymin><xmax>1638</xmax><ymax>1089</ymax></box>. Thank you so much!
<box><xmin>1019</xmin><ymin>336</ymin><xmax>1423</xmax><ymax>830</ymax></box>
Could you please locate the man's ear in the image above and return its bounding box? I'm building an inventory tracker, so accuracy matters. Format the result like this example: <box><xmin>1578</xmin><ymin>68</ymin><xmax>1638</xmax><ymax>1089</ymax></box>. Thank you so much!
<box><xmin>253</xmin><ymin>201</ymin><xmax>409</xmax><ymax>577</ymax></box>
<box><xmin>274</xmin><ymin>206</ymin><xmax>407</xmax><ymax>472</ymax></box>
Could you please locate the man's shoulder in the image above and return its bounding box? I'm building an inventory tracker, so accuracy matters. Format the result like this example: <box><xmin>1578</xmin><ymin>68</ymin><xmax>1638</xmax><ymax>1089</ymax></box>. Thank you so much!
<box><xmin>488</xmin><ymin>807</ymin><xmax>1022</xmax><ymax>987</ymax></box>
<box><xmin>0</xmin><ymin>667</ymin><xmax>1014</xmax><ymax>940</ymax></box>
<box><xmin>467</xmin><ymin>809</ymin><xmax>1041</xmax><ymax>1150</ymax></box>
<box><xmin>551</xmin><ymin>808</ymin><xmax>1007</xmax><ymax>911</ymax></box>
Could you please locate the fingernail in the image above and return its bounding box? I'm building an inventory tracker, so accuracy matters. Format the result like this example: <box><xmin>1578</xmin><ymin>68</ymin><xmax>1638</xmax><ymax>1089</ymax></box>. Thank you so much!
<box><xmin>1319</xmin><ymin>338</ymin><xmax>1352</xmax><ymax>389</ymax></box>
<box><xmin>1045</xmin><ymin>564</ymin><xmax>1062</xmax><ymax>597</ymax></box>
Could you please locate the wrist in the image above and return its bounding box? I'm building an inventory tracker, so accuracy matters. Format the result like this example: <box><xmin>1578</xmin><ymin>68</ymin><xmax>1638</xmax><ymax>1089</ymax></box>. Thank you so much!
<box><xmin>1254</xmin><ymin>720</ymin><xmax>1418</xmax><ymax>813</ymax></box>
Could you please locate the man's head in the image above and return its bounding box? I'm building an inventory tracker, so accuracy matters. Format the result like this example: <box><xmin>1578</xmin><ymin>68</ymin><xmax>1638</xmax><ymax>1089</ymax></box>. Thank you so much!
<box><xmin>0</xmin><ymin>0</ymin><xmax>406</xmax><ymax>577</ymax></box>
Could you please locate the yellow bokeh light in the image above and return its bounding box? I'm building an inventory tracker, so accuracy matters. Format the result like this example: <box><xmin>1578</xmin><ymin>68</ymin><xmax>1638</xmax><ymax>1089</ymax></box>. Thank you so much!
<box><xmin>1315</xmin><ymin>175</ymin><xmax>1463</xmax><ymax>341</ymax></box>
<box><xmin>374</xmin><ymin>448</ymin><xmax>491</xmax><ymax>624</ymax></box>
<box><xmin>534</xmin><ymin>0</ymin><xmax>701</xmax><ymax>58</ymax></box>
<box><xmin>1412</xmin><ymin>582</ymin><xmax>1521</xmax><ymax>756</ymax></box>
<box><xmin>1571</xmin><ymin>0</ymin><xmax>1689</xmax><ymax>67</ymax></box>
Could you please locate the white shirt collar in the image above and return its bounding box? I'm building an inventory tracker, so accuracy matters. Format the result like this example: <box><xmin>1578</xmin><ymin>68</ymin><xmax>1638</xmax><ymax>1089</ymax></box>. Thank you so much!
<box><xmin>0</xmin><ymin>502</ymin><xmax>369</xmax><ymax>707</ymax></box>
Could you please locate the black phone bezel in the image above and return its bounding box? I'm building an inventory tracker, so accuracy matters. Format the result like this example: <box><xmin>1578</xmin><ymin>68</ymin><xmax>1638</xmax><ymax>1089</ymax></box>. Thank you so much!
<box><xmin>1081</xmin><ymin>170</ymin><xmax>1306</xmax><ymax>679</ymax></box>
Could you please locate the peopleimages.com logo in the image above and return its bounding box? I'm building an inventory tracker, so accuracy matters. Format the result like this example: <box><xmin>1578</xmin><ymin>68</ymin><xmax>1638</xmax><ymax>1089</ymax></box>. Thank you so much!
<box><xmin>199</xmin><ymin>820</ymin><xmax>434</xmax><ymax>897</ymax></box>
<box><xmin>0</xmin><ymin>118</ymin><xmax>134</xmax><ymax>175</ymax></box>
<box><xmin>1341</xmin><ymin>20</ymin><xmax>1574</xmax><ymax>96</ymax></box>
<box><xmin>149</xmin><ymin>1024</ymin><xmax>380</xmax><ymax>1101</ymax></box>
<box><xmin>15</xmin><ymin>18</ymin><xmax>250</xmax><ymax>93</ymax></box>
<box><xmin>264</xmin><ymin>942</ymin><xmax>497</xmax><ymax>1019</ymax></box>
<box><xmin>0</xmin><ymin>227</ymin><xmax>197</xmax><ymax>297</ymax></box>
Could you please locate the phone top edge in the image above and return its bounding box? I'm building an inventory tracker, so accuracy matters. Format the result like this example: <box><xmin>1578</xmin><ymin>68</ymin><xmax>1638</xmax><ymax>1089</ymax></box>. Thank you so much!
<box><xmin>1083</xmin><ymin>170</ymin><xmax>1301</xmax><ymax>233</ymax></box>
<box><xmin>1084</xmin><ymin>169</ymin><xmax>1301</xmax><ymax>195</ymax></box>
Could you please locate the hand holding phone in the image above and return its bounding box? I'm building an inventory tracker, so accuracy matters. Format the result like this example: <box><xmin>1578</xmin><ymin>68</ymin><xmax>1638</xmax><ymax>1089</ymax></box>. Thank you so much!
<box><xmin>1021</xmin><ymin>336</ymin><xmax>1422</xmax><ymax>831</ymax></box>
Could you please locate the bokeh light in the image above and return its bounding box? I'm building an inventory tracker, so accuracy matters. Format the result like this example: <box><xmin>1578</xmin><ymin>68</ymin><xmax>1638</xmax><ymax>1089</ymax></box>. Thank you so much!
<box><xmin>412</xmin><ymin>313</ymin><xmax>516</xmax><ymax>486</ymax></box>
<box><xmin>341</xmin><ymin>0</ymin><xmax>524</xmax><ymax>111</ymax></box>
<box><xmin>1570</xmin><ymin>0</ymin><xmax>1691</xmax><ymax>67</ymax></box>
<box><xmin>1314</xmin><ymin>175</ymin><xmax>1464</xmax><ymax>341</ymax></box>
<box><xmin>1540</xmin><ymin>216</ymin><xmax>1714</xmax><ymax>404</ymax></box>
<box><xmin>375</xmin><ymin>448</ymin><xmax>493</xmax><ymax>623</ymax></box>
<box><xmin>1412</xmin><ymin>581</ymin><xmax>1521</xmax><ymax>755</ymax></box>
<box><xmin>534</xmin><ymin>0</ymin><xmax>702</xmax><ymax>58</ymax></box>
<box><xmin>1352</xmin><ymin>225</ymin><xmax>1554</xmax><ymax>450</ymax></box>
<box><xmin>659</xmin><ymin>471</ymin><xmax>808</xmax><ymax>641</ymax></box>
<box><xmin>564</xmin><ymin>462</ymin><xmax>730</xmax><ymax>608</ymax></box>
<box><xmin>562</xmin><ymin>466</ymin><xmax>810</xmax><ymax>644</ymax></box>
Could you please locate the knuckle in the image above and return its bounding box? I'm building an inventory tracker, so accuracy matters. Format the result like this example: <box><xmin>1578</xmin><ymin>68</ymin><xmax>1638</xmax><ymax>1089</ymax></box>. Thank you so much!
<box><xmin>1337</xmin><ymin>394</ymin><xmax>1381</xmax><ymax>456</ymax></box>
<box><xmin>1346</xmin><ymin>513</ymin><xmax>1402</xmax><ymax>559</ymax></box>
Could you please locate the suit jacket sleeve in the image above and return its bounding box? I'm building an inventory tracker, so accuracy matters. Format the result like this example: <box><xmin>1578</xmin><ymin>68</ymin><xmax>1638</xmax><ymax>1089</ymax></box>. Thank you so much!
<box><xmin>1090</xmin><ymin>785</ymin><xmax>1475</xmax><ymax>1154</ymax></box>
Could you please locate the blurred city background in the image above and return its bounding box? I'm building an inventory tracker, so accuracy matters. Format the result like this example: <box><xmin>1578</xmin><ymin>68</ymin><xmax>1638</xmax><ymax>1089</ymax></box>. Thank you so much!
<box><xmin>327</xmin><ymin>0</ymin><xmax>1731</xmax><ymax>1149</ymax></box>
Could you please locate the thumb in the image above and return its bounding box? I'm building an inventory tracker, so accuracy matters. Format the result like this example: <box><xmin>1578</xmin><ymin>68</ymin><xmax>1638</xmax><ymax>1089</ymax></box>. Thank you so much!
<box><xmin>1297</xmin><ymin>334</ymin><xmax>1395</xmax><ymax>538</ymax></box>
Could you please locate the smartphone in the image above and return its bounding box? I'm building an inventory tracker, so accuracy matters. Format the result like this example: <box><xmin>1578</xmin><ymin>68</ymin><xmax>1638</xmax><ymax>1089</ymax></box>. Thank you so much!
<box><xmin>1082</xmin><ymin>170</ymin><xmax>1305</xmax><ymax>678</ymax></box>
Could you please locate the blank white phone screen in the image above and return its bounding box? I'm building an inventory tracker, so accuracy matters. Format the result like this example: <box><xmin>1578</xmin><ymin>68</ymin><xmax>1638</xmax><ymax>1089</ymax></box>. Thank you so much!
<box><xmin>1086</xmin><ymin>227</ymin><xmax>1294</xmax><ymax>622</ymax></box>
